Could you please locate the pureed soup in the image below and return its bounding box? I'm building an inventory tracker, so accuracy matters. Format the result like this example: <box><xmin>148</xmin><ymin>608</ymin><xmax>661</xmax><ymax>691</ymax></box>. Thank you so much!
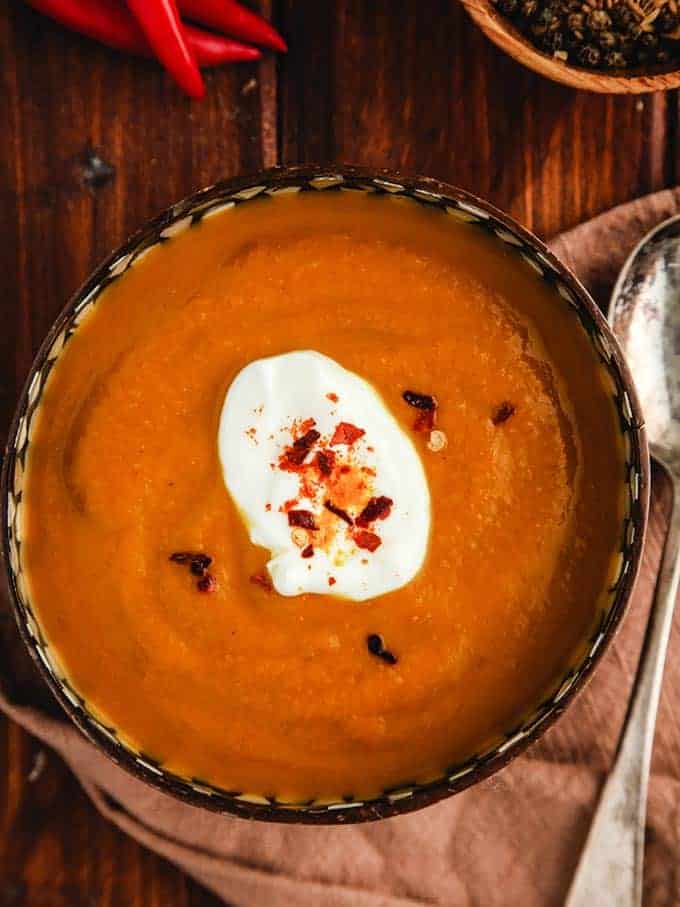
<box><xmin>22</xmin><ymin>190</ymin><xmax>624</xmax><ymax>803</ymax></box>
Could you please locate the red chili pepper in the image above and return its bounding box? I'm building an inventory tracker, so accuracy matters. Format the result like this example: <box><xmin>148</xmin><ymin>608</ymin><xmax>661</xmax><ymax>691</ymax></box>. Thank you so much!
<box><xmin>26</xmin><ymin>0</ymin><xmax>261</xmax><ymax>67</ymax></box>
<box><xmin>126</xmin><ymin>0</ymin><xmax>205</xmax><ymax>98</ymax></box>
<box><xmin>179</xmin><ymin>0</ymin><xmax>287</xmax><ymax>52</ymax></box>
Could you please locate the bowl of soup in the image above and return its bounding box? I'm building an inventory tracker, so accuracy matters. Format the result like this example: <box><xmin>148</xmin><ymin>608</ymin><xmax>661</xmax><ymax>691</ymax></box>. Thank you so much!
<box><xmin>1</xmin><ymin>166</ymin><xmax>649</xmax><ymax>823</ymax></box>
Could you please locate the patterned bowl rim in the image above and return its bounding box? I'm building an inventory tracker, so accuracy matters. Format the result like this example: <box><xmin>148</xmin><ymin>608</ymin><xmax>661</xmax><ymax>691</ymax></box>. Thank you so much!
<box><xmin>1</xmin><ymin>164</ymin><xmax>650</xmax><ymax>825</ymax></box>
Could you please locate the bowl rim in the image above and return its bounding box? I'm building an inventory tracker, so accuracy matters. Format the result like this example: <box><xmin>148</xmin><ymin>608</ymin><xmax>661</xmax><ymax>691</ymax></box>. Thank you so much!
<box><xmin>462</xmin><ymin>0</ymin><xmax>680</xmax><ymax>93</ymax></box>
<box><xmin>1</xmin><ymin>163</ymin><xmax>650</xmax><ymax>824</ymax></box>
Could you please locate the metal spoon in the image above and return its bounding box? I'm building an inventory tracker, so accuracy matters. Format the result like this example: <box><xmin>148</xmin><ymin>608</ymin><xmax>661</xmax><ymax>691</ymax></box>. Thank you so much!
<box><xmin>565</xmin><ymin>215</ymin><xmax>680</xmax><ymax>907</ymax></box>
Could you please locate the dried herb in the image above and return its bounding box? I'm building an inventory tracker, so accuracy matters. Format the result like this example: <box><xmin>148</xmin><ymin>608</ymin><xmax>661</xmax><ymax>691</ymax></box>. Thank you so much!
<box><xmin>356</xmin><ymin>496</ymin><xmax>393</xmax><ymax>528</ymax></box>
<box><xmin>492</xmin><ymin>0</ymin><xmax>680</xmax><ymax>70</ymax></box>
<box><xmin>288</xmin><ymin>510</ymin><xmax>318</xmax><ymax>530</ymax></box>
<box><xmin>366</xmin><ymin>633</ymin><xmax>398</xmax><ymax>665</ymax></box>
<box><xmin>324</xmin><ymin>499</ymin><xmax>354</xmax><ymax>526</ymax></box>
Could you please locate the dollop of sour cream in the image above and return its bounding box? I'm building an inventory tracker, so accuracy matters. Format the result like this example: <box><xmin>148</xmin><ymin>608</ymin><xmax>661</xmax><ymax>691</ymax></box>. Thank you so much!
<box><xmin>218</xmin><ymin>351</ymin><xmax>430</xmax><ymax>601</ymax></box>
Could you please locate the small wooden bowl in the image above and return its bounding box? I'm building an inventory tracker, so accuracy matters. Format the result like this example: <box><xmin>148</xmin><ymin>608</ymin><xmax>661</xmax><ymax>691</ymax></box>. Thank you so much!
<box><xmin>462</xmin><ymin>0</ymin><xmax>680</xmax><ymax>92</ymax></box>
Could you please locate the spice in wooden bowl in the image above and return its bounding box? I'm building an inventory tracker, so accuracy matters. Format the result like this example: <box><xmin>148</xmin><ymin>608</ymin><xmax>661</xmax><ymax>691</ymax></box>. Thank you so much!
<box><xmin>493</xmin><ymin>0</ymin><xmax>679</xmax><ymax>69</ymax></box>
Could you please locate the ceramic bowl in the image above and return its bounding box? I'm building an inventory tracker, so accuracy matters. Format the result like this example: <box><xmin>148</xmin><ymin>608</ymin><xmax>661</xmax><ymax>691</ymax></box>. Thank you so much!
<box><xmin>462</xmin><ymin>0</ymin><xmax>680</xmax><ymax>93</ymax></box>
<box><xmin>1</xmin><ymin>165</ymin><xmax>649</xmax><ymax>823</ymax></box>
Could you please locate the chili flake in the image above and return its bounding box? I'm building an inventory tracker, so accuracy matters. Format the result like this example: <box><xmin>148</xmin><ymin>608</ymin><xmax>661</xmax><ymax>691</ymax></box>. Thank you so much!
<box><xmin>331</xmin><ymin>422</ymin><xmax>365</xmax><ymax>446</ymax></box>
<box><xmin>413</xmin><ymin>408</ymin><xmax>436</xmax><ymax>433</ymax></box>
<box><xmin>354</xmin><ymin>530</ymin><xmax>382</xmax><ymax>552</ymax></box>
<box><xmin>197</xmin><ymin>574</ymin><xmax>217</xmax><ymax>593</ymax></box>
<box><xmin>492</xmin><ymin>402</ymin><xmax>516</xmax><ymax>425</ymax></box>
<box><xmin>250</xmin><ymin>571</ymin><xmax>273</xmax><ymax>592</ymax></box>
<box><xmin>328</xmin><ymin>576</ymin><xmax>336</xmax><ymax>586</ymax></box>
<box><xmin>356</xmin><ymin>496</ymin><xmax>393</xmax><ymax>528</ymax></box>
<box><xmin>283</xmin><ymin>428</ymin><xmax>321</xmax><ymax>466</ymax></box>
<box><xmin>288</xmin><ymin>510</ymin><xmax>318</xmax><ymax>530</ymax></box>
<box><xmin>324</xmin><ymin>499</ymin><xmax>354</xmax><ymax>526</ymax></box>
<box><xmin>301</xmin><ymin>544</ymin><xmax>314</xmax><ymax>558</ymax></box>
<box><xmin>315</xmin><ymin>450</ymin><xmax>335</xmax><ymax>476</ymax></box>
<box><xmin>326</xmin><ymin>392</ymin><xmax>339</xmax><ymax>403</ymax></box>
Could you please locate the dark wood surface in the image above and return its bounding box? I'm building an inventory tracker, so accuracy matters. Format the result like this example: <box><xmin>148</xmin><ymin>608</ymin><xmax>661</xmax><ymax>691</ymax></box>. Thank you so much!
<box><xmin>0</xmin><ymin>1</ymin><xmax>677</xmax><ymax>904</ymax></box>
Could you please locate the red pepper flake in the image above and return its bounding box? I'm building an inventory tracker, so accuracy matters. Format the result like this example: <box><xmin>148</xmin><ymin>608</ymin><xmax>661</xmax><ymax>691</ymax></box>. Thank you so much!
<box><xmin>324</xmin><ymin>499</ymin><xmax>354</xmax><ymax>526</ymax></box>
<box><xmin>340</xmin><ymin>465</ymin><xmax>351</xmax><ymax>474</ymax></box>
<box><xmin>354</xmin><ymin>530</ymin><xmax>382</xmax><ymax>552</ymax></box>
<box><xmin>403</xmin><ymin>390</ymin><xmax>439</xmax><ymax>433</ymax></box>
<box><xmin>315</xmin><ymin>450</ymin><xmax>335</xmax><ymax>476</ymax></box>
<box><xmin>283</xmin><ymin>428</ymin><xmax>321</xmax><ymax>466</ymax></box>
<box><xmin>301</xmin><ymin>544</ymin><xmax>314</xmax><ymax>558</ymax></box>
<box><xmin>356</xmin><ymin>496</ymin><xmax>393</xmax><ymax>528</ymax></box>
<box><xmin>299</xmin><ymin>417</ymin><xmax>316</xmax><ymax>432</ymax></box>
<box><xmin>280</xmin><ymin>498</ymin><xmax>300</xmax><ymax>513</ymax></box>
<box><xmin>288</xmin><ymin>510</ymin><xmax>318</xmax><ymax>530</ymax></box>
<box><xmin>331</xmin><ymin>422</ymin><xmax>365</xmax><ymax>446</ymax></box>
<box><xmin>492</xmin><ymin>402</ymin><xmax>516</xmax><ymax>425</ymax></box>
<box><xmin>413</xmin><ymin>408</ymin><xmax>436</xmax><ymax>433</ymax></box>
<box><xmin>265</xmin><ymin>502</ymin><xmax>272</xmax><ymax>512</ymax></box>
<box><xmin>197</xmin><ymin>574</ymin><xmax>217</xmax><ymax>593</ymax></box>
<box><xmin>250</xmin><ymin>571</ymin><xmax>273</xmax><ymax>592</ymax></box>
<box><xmin>328</xmin><ymin>576</ymin><xmax>336</xmax><ymax>586</ymax></box>
<box><xmin>326</xmin><ymin>392</ymin><xmax>339</xmax><ymax>403</ymax></box>
<box><xmin>403</xmin><ymin>390</ymin><xmax>437</xmax><ymax>411</ymax></box>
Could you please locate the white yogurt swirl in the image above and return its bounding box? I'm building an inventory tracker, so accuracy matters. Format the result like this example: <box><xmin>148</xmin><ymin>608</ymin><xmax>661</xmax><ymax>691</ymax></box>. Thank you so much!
<box><xmin>218</xmin><ymin>351</ymin><xmax>431</xmax><ymax>601</ymax></box>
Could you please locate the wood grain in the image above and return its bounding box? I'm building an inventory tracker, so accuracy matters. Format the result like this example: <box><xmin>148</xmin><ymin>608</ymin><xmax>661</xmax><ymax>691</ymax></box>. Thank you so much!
<box><xmin>278</xmin><ymin>0</ymin><xmax>673</xmax><ymax>238</ymax></box>
<box><xmin>0</xmin><ymin>0</ymin><xmax>677</xmax><ymax>903</ymax></box>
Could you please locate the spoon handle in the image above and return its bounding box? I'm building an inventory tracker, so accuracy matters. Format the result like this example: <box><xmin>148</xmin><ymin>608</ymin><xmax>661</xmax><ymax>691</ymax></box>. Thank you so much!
<box><xmin>565</xmin><ymin>480</ymin><xmax>680</xmax><ymax>907</ymax></box>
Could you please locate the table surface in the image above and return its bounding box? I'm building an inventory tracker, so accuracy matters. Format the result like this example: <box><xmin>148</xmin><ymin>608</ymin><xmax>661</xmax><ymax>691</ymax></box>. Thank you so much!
<box><xmin>0</xmin><ymin>1</ymin><xmax>677</xmax><ymax>904</ymax></box>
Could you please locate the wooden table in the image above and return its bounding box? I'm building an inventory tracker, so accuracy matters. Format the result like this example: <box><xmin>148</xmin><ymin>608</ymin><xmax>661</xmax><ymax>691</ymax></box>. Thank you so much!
<box><xmin>0</xmin><ymin>1</ymin><xmax>676</xmax><ymax>904</ymax></box>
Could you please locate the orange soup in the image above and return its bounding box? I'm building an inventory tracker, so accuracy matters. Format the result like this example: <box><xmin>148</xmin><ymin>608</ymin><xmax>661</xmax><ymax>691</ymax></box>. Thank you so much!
<box><xmin>22</xmin><ymin>190</ymin><xmax>624</xmax><ymax>801</ymax></box>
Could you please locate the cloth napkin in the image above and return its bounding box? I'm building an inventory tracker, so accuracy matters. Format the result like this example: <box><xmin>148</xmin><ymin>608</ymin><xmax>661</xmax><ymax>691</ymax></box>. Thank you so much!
<box><xmin>3</xmin><ymin>188</ymin><xmax>680</xmax><ymax>907</ymax></box>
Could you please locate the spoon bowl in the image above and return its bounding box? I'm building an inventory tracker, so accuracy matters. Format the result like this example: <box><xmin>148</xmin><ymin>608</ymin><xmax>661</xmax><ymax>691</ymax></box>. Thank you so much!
<box><xmin>610</xmin><ymin>214</ymin><xmax>680</xmax><ymax>476</ymax></box>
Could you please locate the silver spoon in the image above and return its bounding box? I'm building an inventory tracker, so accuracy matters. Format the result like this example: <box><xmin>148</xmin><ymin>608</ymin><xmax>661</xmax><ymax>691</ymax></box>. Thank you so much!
<box><xmin>565</xmin><ymin>214</ymin><xmax>680</xmax><ymax>907</ymax></box>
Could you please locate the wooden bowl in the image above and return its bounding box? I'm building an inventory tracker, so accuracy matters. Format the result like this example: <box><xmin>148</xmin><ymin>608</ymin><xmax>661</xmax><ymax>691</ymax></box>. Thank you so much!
<box><xmin>462</xmin><ymin>0</ymin><xmax>680</xmax><ymax>92</ymax></box>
